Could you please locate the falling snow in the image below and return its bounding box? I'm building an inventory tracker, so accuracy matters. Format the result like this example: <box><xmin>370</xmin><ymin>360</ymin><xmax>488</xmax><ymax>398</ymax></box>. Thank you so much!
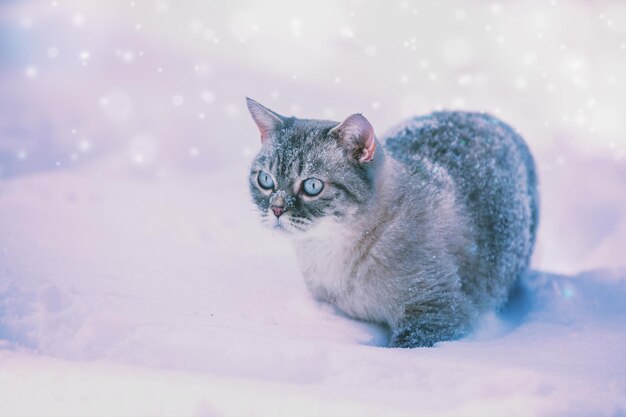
<box><xmin>0</xmin><ymin>1</ymin><xmax>625</xmax><ymax>416</ymax></box>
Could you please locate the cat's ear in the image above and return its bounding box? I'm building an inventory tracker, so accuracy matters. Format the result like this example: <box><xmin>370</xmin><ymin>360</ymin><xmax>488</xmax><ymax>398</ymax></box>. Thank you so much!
<box><xmin>330</xmin><ymin>113</ymin><xmax>377</xmax><ymax>163</ymax></box>
<box><xmin>246</xmin><ymin>97</ymin><xmax>284</xmax><ymax>144</ymax></box>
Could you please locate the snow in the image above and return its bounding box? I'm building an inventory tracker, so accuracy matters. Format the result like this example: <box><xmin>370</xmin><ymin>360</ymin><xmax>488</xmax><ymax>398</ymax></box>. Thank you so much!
<box><xmin>1</xmin><ymin>0</ymin><xmax>626</xmax><ymax>416</ymax></box>
<box><xmin>1</xmin><ymin>167</ymin><xmax>625</xmax><ymax>417</ymax></box>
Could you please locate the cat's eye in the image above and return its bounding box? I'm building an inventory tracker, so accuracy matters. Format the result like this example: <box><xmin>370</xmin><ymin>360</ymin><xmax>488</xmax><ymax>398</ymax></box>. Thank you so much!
<box><xmin>302</xmin><ymin>178</ymin><xmax>324</xmax><ymax>196</ymax></box>
<box><xmin>258</xmin><ymin>171</ymin><xmax>275</xmax><ymax>190</ymax></box>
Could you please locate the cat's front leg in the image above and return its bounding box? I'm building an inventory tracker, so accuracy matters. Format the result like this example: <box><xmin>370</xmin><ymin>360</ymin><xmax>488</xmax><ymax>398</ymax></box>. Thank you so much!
<box><xmin>388</xmin><ymin>298</ymin><xmax>472</xmax><ymax>348</ymax></box>
<box><xmin>388</xmin><ymin>324</ymin><xmax>437</xmax><ymax>348</ymax></box>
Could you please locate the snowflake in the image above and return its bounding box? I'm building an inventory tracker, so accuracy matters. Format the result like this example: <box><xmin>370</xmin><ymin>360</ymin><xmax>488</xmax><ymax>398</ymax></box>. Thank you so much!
<box><xmin>172</xmin><ymin>95</ymin><xmax>184</xmax><ymax>107</ymax></box>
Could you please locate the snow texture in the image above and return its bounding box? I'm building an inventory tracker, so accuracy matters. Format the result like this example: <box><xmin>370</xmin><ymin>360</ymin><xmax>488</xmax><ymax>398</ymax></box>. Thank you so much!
<box><xmin>1</xmin><ymin>0</ymin><xmax>626</xmax><ymax>416</ymax></box>
<box><xmin>0</xmin><ymin>171</ymin><xmax>625</xmax><ymax>417</ymax></box>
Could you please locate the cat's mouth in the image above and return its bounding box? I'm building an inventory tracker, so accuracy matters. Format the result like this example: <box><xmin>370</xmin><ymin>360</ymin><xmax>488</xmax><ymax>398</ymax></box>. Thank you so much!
<box><xmin>273</xmin><ymin>217</ymin><xmax>299</xmax><ymax>234</ymax></box>
<box><xmin>273</xmin><ymin>218</ymin><xmax>286</xmax><ymax>230</ymax></box>
<box><xmin>260</xmin><ymin>212</ymin><xmax>290</xmax><ymax>233</ymax></box>
<box><xmin>262</xmin><ymin>212</ymin><xmax>309</xmax><ymax>234</ymax></box>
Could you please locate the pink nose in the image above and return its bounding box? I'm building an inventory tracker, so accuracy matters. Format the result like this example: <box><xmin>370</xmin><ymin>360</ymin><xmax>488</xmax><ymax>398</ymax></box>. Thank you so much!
<box><xmin>271</xmin><ymin>206</ymin><xmax>285</xmax><ymax>218</ymax></box>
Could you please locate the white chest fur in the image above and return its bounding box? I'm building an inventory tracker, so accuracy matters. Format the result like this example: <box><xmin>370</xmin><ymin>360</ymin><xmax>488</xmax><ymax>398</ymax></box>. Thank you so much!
<box><xmin>293</xmin><ymin>218</ymin><xmax>354</xmax><ymax>298</ymax></box>
<box><xmin>292</xmin><ymin>218</ymin><xmax>396</xmax><ymax>324</ymax></box>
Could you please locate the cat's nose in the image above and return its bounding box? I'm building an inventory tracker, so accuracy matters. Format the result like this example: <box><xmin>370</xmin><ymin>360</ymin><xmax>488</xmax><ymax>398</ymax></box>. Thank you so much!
<box><xmin>271</xmin><ymin>206</ymin><xmax>285</xmax><ymax>218</ymax></box>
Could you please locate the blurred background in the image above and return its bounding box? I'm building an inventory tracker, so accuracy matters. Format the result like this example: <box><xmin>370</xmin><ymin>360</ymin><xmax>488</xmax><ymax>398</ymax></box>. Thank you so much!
<box><xmin>0</xmin><ymin>0</ymin><xmax>625</xmax><ymax>274</ymax></box>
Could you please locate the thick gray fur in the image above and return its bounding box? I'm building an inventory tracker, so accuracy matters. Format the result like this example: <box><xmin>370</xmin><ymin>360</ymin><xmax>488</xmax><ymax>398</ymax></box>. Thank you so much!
<box><xmin>247</xmin><ymin>98</ymin><xmax>539</xmax><ymax>348</ymax></box>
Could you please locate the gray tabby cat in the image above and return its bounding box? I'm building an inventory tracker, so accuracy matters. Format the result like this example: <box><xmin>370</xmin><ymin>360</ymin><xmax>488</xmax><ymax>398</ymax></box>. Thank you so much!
<box><xmin>246</xmin><ymin>97</ymin><xmax>538</xmax><ymax>348</ymax></box>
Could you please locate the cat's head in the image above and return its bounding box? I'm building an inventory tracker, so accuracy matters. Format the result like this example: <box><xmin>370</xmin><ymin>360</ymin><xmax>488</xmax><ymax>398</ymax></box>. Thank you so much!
<box><xmin>246</xmin><ymin>97</ymin><xmax>379</xmax><ymax>235</ymax></box>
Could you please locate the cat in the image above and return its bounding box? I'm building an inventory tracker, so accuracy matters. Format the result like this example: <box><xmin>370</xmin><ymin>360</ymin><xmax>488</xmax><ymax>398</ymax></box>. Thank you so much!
<box><xmin>246</xmin><ymin>97</ymin><xmax>538</xmax><ymax>348</ymax></box>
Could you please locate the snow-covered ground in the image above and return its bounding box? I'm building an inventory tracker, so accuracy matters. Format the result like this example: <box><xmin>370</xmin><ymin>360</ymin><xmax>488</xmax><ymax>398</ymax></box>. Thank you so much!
<box><xmin>1</xmin><ymin>1</ymin><xmax>625</xmax><ymax>416</ymax></box>
<box><xmin>1</xmin><ymin>168</ymin><xmax>625</xmax><ymax>417</ymax></box>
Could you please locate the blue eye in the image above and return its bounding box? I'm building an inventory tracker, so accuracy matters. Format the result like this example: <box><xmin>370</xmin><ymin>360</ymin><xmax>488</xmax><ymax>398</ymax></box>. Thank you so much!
<box><xmin>258</xmin><ymin>171</ymin><xmax>274</xmax><ymax>189</ymax></box>
<box><xmin>302</xmin><ymin>178</ymin><xmax>324</xmax><ymax>196</ymax></box>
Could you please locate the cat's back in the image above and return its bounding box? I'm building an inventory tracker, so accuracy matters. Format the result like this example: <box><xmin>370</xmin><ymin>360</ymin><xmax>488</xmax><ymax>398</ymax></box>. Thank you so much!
<box><xmin>383</xmin><ymin>111</ymin><xmax>538</xmax><ymax>307</ymax></box>
<box><xmin>382</xmin><ymin>111</ymin><xmax>532</xmax><ymax>182</ymax></box>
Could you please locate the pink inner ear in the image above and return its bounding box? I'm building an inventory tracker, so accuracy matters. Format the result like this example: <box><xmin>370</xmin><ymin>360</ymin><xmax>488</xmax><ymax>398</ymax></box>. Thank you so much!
<box><xmin>250</xmin><ymin>112</ymin><xmax>277</xmax><ymax>144</ymax></box>
<box><xmin>246</xmin><ymin>98</ymin><xmax>283</xmax><ymax>144</ymax></box>
<box><xmin>335</xmin><ymin>113</ymin><xmax>377</xmax><ymax>163</ymax></box>
<box><xmin>259</xmin><ymin>129</ymin><xmax>271</xmax><ymax>144</ymax></box>
<box><xmin>359</xmin><ymin>138</ymin><xmax>376</xmax><ymax>163</ymax></box>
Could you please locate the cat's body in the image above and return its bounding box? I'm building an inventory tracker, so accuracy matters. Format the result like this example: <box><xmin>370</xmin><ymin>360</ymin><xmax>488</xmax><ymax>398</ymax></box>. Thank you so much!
<box><xmin>247</xmin><ymin>98</ymin><xmax>538</xmax><ymax>347</ymax></box>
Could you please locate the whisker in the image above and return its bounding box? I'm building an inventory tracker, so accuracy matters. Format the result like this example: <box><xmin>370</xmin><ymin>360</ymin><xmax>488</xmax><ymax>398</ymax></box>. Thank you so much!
<box><xmin>288</xmin><ymin>222</ymin><xmax>307</xmax><ymax>232</ymax></box>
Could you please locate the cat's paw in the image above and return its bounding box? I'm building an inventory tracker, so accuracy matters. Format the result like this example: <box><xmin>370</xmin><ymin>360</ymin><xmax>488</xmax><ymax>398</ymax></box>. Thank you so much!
<box><xmin>388</xmin><ymin>328</ymin><xmax>435</xmax><ymax>348</ymax></box>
